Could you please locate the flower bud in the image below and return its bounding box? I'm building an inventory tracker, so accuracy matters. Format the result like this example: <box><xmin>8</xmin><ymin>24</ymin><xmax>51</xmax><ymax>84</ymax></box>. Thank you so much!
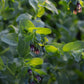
<box><xmin>28</xmin><ymin>69</ymin><xmax>32</xmax><ymax>75</ymax></box>
<box><xmin>73</xmin><ymin>8</ymin><xmax>77</xmax><ymax>15</ymax></box>
<box><xmin>77</xmin><ymin>2</ymin><xmax>81</xmax><ymax>10</ymax></box>
<box><xmin>78</xmin><ymin>8</ymin><xmax>82</xmax><ymax>13</ymax></box>
<box><xmin>30</xmin><ymin>44</ymin><xmax>35</xmax><ymax>52</ymax></box>
<box><xmin>34</xmin><ymin>49</ymin><xmax>40</xmax><ymax>55</ymax></box>
<box><xmin>36</xmin><ymin>75</ymin><xmax>41</xmax><ymax>82</ymax></box>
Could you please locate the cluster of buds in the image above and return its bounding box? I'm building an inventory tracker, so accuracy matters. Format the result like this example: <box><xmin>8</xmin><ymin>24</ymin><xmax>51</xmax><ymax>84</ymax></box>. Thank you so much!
<box><xmin>28</xmin><ymin>69</ymin><xmax>42</xmax><ymax>84</ymax></box>
<box><xmin>28</xmin><ymin>69</ymin><xmax>32</xmax><ymax>75</ymax></box>
<box><xmin>73</xmin><ymin>2</ymin><xmax>82</xmax><ymax>15</ymax></box>
<box><xmin>36</xmin><ymin>75</ymin><xmax>42</xmax><ymax>82</ymax></box>
<box><xmin>30</xmin><ymin>44</ymin><xmax>40</xmax><ymax>55</ymax></box>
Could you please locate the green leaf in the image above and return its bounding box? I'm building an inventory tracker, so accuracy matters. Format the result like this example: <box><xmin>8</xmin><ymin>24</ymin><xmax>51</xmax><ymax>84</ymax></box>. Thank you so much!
<box><xmin>37</xmin><ymin>7</ymin><xmax>45</xmax><ymax>17</ymax></box>
<box><xmin>63</xmin><ymin>41</ymin><xmax>84</xmax><ymax>52</ymax></box>
<box><xmin>78</xmin><ymin>21</ymin><xmax>84</xmax><ymax>32</ymax></box>
<box><xmin>1</xmin><ymin>33</ymin><xmax>18</xmax><ymax>46</ymax></box>
<box><xmin>16</xmin><ymin>13</ymin><xmax>32</xmax><ymax>22</ymax></box>
<box><xmin>57</xmin><ymin>72</ymin><xmax>69</xmax><ymax>84</ymax></box>
<box><xmin>1</xmin><ymin>0</ymin><xmax>5</xmax><ymax>9</ymax></box>
<box><xmin>28</xmin><ymin>27</ymin><xmax>51</xmax><ymax>35</ymax></box>
<box><xmin>0</xmin><ymin>57</ymin><xmax>4</xmax><ymax>70</ymax></box>
<box><xmin>1</xmin><ymin>6</ymin><xmax>17</xmax><ymax>20</ymax></box>
<box><xmin>29</xmin><ymin>0</ymin><xmax>38</xmax><ymax>11</ymax></box>
<box><xmin>45</xmin><ymin>45</ymin><xmax>58</xmax><ymax>53</ymax></box>
<box><xmin>19</xmin><ymin>19</ymin><xmax>35</xmax><ymax>31</ymax></box>
<box><xmin>72</xmin><ymin>50</ymin><xmax>83</xmax><ymax>62</ymax></box>
<box><xmin>0</xmin><ymin>65</ymin><xmax>3</xmax><ymax>70</ymax></box>
<box><xmin>24</xmin><ymin>34</ymin><xmax>33</xmax><ymax>42</ymax></box>
<box><xmin>82</xmin><ymin>52</ymin><xmax>84</xmax><ymax>59</ymax></box>
<box><xmin>30</xmin><ymin>58</ymin><xmax>43</xmax><ymax>66</ymax></box>
<box><xmin>32</xmin><ymin>18</ymin><xmax>45</xmax><ymax>27</ymax></box>
<box><xmin>8</xmin><ymin>25</ymin><xmax>18</xmax><ymax>33</ymax></box>
<box><xmin>34</xmin><ymin>69</ymin><xmax>47</xmax><ymax>75</ymax></box>
<box><xmin>44</xmin><ymin>37</ymin><xmax>48</xmax><ymax>43</ymax></box>
<box><xmin>45</xmin><ymin>0</ymin><xmax>58</xmax><ymax>14</ymax></box>
<box><xmin>0</xmin><ymin>22</ymin><xmax>4</xmax><ymax>32</ymax></box>
<box><xmin>17</xmin><ymin>36</ymin><xmax>30</xmax><ymax>57</ymax></box>
<box><xmin>24</xmin><ymin>58</ymin><xmax>31</xmax><ymax>65</ymax></box>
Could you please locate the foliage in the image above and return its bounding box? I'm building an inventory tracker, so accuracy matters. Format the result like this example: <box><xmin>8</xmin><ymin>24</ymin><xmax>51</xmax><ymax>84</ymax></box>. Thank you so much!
<box><xmin>0</xmin><ymin>0</ymin><xmax>84</xmax><ymax>84</ymax></box>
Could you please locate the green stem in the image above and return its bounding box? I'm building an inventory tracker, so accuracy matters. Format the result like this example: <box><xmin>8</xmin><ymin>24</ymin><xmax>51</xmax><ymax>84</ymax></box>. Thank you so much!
<box><xmin>2</xmin><ymin>0</ymin><xmax>5</xmax><ymax>8</ymax></box>
<box><xmin>0</xmin><ymin>47</ymin><xmax>10</xmax><ymax>56</ymax></box>
<box><xmin>15</xmin><ymin>79</ymin><xmax>19</xmax><ymax>84</ymax></box>
<box><xmin>6</xmin><ymin>66</ymin><xmax>15</xmax><ymax>76</ymax></box>
<box><xmin>1</xmin><ymin>0</ymin><xmax>5</xmax><ymax>13</ymax></box>
<box><xmin>48</xmin><ymin>78</ymin><xmax>52</xmax><ymax>84</ymax></box>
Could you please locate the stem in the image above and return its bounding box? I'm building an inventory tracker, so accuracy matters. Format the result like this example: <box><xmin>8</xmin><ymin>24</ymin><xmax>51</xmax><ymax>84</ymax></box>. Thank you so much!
<box><xmin>0</xmin><ymin>47</ymin><xmax>10</xmax><ymax>56</ymax></box>
<box><xmin>6</xmin><ymin>66</ymin><xmax>15</xmax><ymax>76</ymax></box>
<box><xmin>48</xmin><ymin>78</ymin><xmax>52</xmax><ymax>84</ymax></box>
<box><xmin>15</xmin><ymin>79</ymin><xmax>19</xmax><ymax>84</ymax></box>
<box><xmin>2</xmin><ymin>0</ymin><xmax>5</xmax><ymax>9</ymax></box>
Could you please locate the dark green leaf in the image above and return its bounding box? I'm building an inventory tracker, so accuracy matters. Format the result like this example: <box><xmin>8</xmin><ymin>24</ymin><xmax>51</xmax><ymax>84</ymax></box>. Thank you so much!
<box><xmin>1</xmin><ymin>33</ymin><xmax>18</xmax><ymax>46</ymax></box>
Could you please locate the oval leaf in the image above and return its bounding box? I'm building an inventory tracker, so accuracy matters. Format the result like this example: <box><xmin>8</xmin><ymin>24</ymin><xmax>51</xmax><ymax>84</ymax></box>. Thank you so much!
<box><xmin>63</xmin><ymin>41</ymin><xmax>84</xmax><ymax>52</ymax></box>
<box><xmin>45</xmin><ymin>0</ymin><xmax>58</xmax><ymax>14</ymax></box>
<box><xmin>45</xmin><ymin>45</ymin><xmax>58</xmax><ymax>53</ymax></box>
<box><xmin>16</xmin><ymin>13</ymin><xmax>32</xmax><ymax>22</ymax></box>
<box><xmin>1</xmin><ymin>33</ymin><xmax>18</xmax><ymax>46</ymax></box>
<box><xmin>28</xmin><ymin>27</ymin><xmax>51</xmax><ymax>35</ymax></box>
<box><xmin>30</xmin><ymin>58</ymin><xmax>43</xmax><ymax>66</ymax></box>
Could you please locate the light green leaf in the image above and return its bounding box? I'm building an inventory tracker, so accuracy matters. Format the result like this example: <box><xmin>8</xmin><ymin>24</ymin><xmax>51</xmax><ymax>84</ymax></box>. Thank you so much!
<box><xmin>37</xmin><ymin>7</ymin><xmax>45</xmax><ymax>17</ymax></box>
<box><xmin>28</xmin><ymin>27</ymin><xmax>51</xmax><ymax>35</ymax></box>
<box><xmin>0</xmin><ymin>57</ymin><xmax>4</xmax><ymax>70</ymax></box>
<box><xmin>45</xmin><ymin>45</ymin><xmax>58</xmax><ymax>53</ymax></box>
<box><xmin>1</xmin><ymin>0</ymin><xmax>5</xmax><ymax>9</ymax></box>
<box><xmin>63</xmin><ymin>41</ymin><xmax>84</xmax><ymax>52</ymax></box>
<box><xmin>44</xmin><ymin>37</ymin><xmax>48</xmax><ymax>43</ymax></box>
<box><xmin>30</xmin><ymin>58</ymin><xmax>43</xmax><ymax>66</ymax></box>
